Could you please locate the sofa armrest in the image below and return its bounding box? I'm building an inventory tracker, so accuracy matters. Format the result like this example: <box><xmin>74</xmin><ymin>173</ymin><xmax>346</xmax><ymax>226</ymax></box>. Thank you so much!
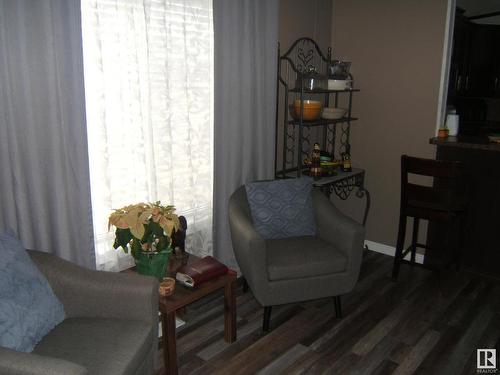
<box><xmin>312</xmin><ymin>190</ymin><xmax>365</xmax><ymax>274</ymax></box>
<box><xmin>228</xmin><ymin>187</ymin><xmax>268</xmax><ymax>292</ymax></box>
<box><xmin>28</xmin><ymin>251</ymin><xmax>158</xmax><ymax>326</ymax></box>
<box><xmin>0</xmin><ymin>347</ymin><xmax>87</xmax><ymax>375</ymax></box>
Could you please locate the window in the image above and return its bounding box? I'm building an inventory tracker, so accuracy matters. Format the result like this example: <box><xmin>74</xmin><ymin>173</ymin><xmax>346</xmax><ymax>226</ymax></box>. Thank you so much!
<box><xmin>81</xmin><ymin>0</ymin><xmax>214</xmax><ymax>270</ymax></box>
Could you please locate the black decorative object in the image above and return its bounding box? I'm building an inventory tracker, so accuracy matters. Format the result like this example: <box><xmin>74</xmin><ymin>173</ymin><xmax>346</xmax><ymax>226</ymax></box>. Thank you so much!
<box><xmin>341</xmin><ymin>143</ymin><xmax>352</xmax><ymax>172</ymax></box>
<box><xmin>171</xmin><ymin>215</ymin><xmax>188</xmax><ymax>264</ymax></box>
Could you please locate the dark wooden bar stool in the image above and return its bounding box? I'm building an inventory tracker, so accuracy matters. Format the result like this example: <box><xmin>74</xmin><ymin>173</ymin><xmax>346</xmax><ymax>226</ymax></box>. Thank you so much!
<box><xmin>392</xmin><ymin>155</ymin><xmax>467</xmax><ymax>280</ymax></box>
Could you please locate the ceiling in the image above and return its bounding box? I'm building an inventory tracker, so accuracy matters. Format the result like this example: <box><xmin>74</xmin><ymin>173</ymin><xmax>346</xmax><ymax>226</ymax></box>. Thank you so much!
<box><xmin>456</xmin><ymin>0</ymin><xmax>500</xmax><ymax>25</ymax></box>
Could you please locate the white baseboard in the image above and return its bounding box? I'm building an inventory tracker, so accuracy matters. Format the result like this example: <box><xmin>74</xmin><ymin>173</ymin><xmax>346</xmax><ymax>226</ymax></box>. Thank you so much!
<box><xmin>364</xmin><ymin>240</ymin><xmax>424</xmax><ymax>264</ymax></box>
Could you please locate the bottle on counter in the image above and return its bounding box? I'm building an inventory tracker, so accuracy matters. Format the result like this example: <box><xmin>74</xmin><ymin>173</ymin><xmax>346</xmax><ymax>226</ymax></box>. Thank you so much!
<box><xmin>341</xmin><ymin>143</ymin><xmax>352</xmax><ymax>172</ymax></box>
<box><xmin>445</xmin><ymin>107</ymin><xmax>459</xmax><ymax>136</ymax></box>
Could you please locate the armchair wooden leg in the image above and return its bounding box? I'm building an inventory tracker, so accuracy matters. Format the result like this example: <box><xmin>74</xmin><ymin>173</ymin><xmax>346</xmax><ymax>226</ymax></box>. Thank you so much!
<box><xmin>334</xmin><ymin>296</ymin><xmax>342</xmax><ymax>319</ymax></box>
<box><xmin>263</xmin><ymin>306</ymin><xmax>272</xmax><ymax>332</ymax></box>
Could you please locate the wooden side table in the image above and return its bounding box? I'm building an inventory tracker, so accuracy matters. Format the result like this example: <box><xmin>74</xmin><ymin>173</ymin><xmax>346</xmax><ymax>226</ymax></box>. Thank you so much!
<box><xmin>160</xmin><ymin>255</ymin><xmax>237</xmax><ymax>375</ymax></box>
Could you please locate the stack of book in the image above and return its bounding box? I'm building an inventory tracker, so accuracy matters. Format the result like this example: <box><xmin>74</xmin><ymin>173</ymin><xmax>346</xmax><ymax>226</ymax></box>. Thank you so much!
<box><xmin>175</xmin><ymin>256</ymin><xmax>228</xmax><ymax>288</ymax></box>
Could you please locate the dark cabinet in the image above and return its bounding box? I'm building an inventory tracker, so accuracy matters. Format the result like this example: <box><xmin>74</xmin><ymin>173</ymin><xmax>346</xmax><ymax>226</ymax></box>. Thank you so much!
<box><xmin>448</xmin><ymin>9</ymin><xmax>500</xmax><ymax>99</ymax></box>
<box><xmin>467</xmin><ymin>24</ymin><xmax>500</xmax><ymax>97</ymax></box>
<box><xmin>429</xmin><ymin>142</ymin><xmax>500</xmax><ymax>279</ymax></box>
<box><xmin>448</xmin><ymin>9</ymin><xmax>471</xmax><ymax>97</ymax></box>
<box><xmin>492</xmin><ymin>28</ymin><xmax>500</xmax><ymax>97</ymax></box>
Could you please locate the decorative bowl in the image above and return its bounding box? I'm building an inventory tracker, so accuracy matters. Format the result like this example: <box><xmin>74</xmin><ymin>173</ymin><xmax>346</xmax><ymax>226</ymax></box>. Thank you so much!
<box><xmin>327</xmin><ymin>79</ymin><xmax>352</xmax><ymax>91</ymax></box>
<box><xmin>292</xmin><ymin>100</ymin><xmax>322</xmax><ymax>121</ymax></box>
<box><xmin>159</xmin><ymin>277</ymin><xmax>176</xmax><ymax>297</ymax></box>
<box><xmin>322</xmin><ymin>107</ymin><xmax>347</xmax><ymax>120</ymax></box>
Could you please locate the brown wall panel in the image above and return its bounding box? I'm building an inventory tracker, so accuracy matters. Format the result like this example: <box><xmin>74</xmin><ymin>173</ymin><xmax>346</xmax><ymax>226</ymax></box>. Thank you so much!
<box><xmin>330</xmin><ymin>0</ymin><xmax>449</xmax><ymax>247</ymax></box>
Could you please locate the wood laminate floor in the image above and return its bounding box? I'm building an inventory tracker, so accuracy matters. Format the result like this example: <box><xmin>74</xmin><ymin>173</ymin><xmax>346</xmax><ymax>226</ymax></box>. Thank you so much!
<box><xmin>156</xmin><ymin>251</ymin><xmax>500</xmax><ymax>375</ymax></box>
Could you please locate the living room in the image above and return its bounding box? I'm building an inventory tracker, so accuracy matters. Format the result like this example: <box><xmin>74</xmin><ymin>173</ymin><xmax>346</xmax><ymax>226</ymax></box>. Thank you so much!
<box><xmin>1</xmin><ymin>0</ymin><xmax>500</xmax><ymax>374</ymax></box>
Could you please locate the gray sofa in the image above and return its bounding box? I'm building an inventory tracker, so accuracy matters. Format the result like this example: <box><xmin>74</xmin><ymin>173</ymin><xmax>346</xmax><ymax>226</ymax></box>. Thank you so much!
<box><xmin>0</xmin><ymin>250</ymin><xmax>159</xmax><ymax>375</ymax></box>
<box><xmin>229</xmin><ymin>186</ymin><xmax>365</xmax><ymax>330</ymax></box>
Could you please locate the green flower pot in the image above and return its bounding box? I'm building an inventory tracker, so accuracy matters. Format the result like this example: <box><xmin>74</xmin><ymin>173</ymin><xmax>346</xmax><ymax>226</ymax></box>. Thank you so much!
<box><xmin>134</xmin><ymin>249</ymin><xmax>171</xmax><ymax>279</ymax></box>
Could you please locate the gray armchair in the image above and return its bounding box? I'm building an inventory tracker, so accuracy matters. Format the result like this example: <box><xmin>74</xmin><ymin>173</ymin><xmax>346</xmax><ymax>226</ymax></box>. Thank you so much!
<box><xmin>229</xmin><ymin>186</ymin><xmax>365</xmax><ymax>331</ymax></box>
<box><xmin>0</xmin><ymin>250</ymin><xmax>159</xmax><ymax>375</ymax></box>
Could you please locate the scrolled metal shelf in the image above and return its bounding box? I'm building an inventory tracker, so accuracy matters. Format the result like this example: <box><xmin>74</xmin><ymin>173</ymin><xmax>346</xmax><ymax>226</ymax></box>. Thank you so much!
<box><xmin>330</xmin><ymin>175</ymin><xmax>361</xmax><ymax>200</ymax></box>
<box><xmin>289</xmin><ymin>88</ymin><xmax>360</xmax><ymax>94</ymax></box>
<box><xmin>288</xmin><ymin>117</ymin><xmax>358</xmax><ymax>127</ymax></box>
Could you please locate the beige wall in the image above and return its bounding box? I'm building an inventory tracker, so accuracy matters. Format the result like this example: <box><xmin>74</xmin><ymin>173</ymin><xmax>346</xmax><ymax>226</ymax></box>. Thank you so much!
<box><xmin>276</xmin><ymin>0</ymin><xmax>333</xmax><ymax>171</ymax></box>
<box><xmin>279</xmin><ymin>0</ymin><xmax>333</xmax><ymax>53</ymax></box>
<box><xmin>330</xmin><ymin>0</ymin><xmax>449</xmax><ymax>247</ymax></box>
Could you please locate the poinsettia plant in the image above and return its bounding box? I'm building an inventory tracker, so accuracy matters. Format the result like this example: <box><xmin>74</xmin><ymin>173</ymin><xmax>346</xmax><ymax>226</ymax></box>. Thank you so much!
<box><xmin>108</xmin><ymin>202</ymin><xmax>180</xmax><ymax>259</ymax></box>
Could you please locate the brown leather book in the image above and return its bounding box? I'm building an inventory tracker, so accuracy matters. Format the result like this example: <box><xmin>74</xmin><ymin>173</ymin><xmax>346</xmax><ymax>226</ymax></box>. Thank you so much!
<box><xmin>175</xmin><ymin>256</ymin><xmax>228</xmax><ymax>288</ymax></box>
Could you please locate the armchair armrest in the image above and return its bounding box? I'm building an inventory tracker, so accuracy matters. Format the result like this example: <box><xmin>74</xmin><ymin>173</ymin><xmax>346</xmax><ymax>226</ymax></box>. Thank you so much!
<box><xmin>312</xmin><ymin>190</ymin><xmax>365</xmax><ymax>273</ymax></box>
<box><xmin>228</xmin><ymin>187</ymin><xmax>267</xmax><ymax>291</ymax></box>
<box><xmin>28</xmin><ymin>251</ymin><xmax>158</xmax><ymax>326</ymax></box>
<box><xmin>0</xmin><ymin>347</ymin><xmax>87</xmax><ymax>375</ymax></box>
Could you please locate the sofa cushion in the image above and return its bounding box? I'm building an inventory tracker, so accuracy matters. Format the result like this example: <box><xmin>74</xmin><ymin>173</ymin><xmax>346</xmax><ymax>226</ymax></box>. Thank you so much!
<box><xmin>33</xmin><ymin>317</ymin><xmax>153</xmax><ymax>375</ymax></box>
<box><xmin>266</xmin><ymin>236</ymin><xmax>348</xmax><ymax>281</ymax></box>
<box><xmin>0</xmin><ymin>233</ymin><xmax>65</xmax><ymax>352</ymax></box>
<box><xmin>245</xmin><ymin>177</ymin><xmax>316</xmax><ymax>239</ymax></box>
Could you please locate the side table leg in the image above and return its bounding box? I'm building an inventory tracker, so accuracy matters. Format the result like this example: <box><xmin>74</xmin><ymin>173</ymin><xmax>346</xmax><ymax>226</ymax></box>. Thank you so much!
<box><xmin>162</xmin><ymin>312</ymin><xmax>178</xmax><ymax>375</ymax></box>
<box><xmin>224</xmin><ymin>278</ymin><xmax>237</xmax><ymax>343</ymax></box>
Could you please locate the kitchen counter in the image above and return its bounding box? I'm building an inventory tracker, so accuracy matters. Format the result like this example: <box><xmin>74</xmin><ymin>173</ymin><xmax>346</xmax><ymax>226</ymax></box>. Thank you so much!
<box><xmin>428</xmin><ymin>137</ymin><xmax>500</xmax><ymax>279</ymax></box>
<box><xmin>429</xmin><ymin>136</ymin><xmax>500</xmax><ymax>152</ymax></box>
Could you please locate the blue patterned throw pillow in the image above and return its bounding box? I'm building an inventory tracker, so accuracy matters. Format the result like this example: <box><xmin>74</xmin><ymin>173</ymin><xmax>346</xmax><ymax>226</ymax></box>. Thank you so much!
<box><xmin>0</xmin><ymin>233</ymin><xmax>65</xmax><ymax>352</ymax></box>
<box><xmin>245</xmin><ymin>177</ymin><xmax>316</xmax><ymax>239</ymax></box>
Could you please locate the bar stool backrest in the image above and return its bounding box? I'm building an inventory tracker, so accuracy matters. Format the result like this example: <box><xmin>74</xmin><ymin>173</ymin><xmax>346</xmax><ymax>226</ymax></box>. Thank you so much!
<box><xmin>401</xmin><ymin>155</ymin><xmax>465</xmax><ymax>214</ymax></box>
<box><xmin>392</xmin><ymin>155</ymin><xmax>466</xmax><ymax>279</ymax></box>
<box><xmin>402</xmin><ymin>155</ymin><xmax>462</xmax><ymax>179</ymax></box>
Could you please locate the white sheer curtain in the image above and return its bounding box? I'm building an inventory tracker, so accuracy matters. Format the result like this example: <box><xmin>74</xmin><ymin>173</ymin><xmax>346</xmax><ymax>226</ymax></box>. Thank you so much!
<box><xmin>81</xmin><ymin>0</ymin><xmax>214</xmax><ymax>271</ymax></box>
